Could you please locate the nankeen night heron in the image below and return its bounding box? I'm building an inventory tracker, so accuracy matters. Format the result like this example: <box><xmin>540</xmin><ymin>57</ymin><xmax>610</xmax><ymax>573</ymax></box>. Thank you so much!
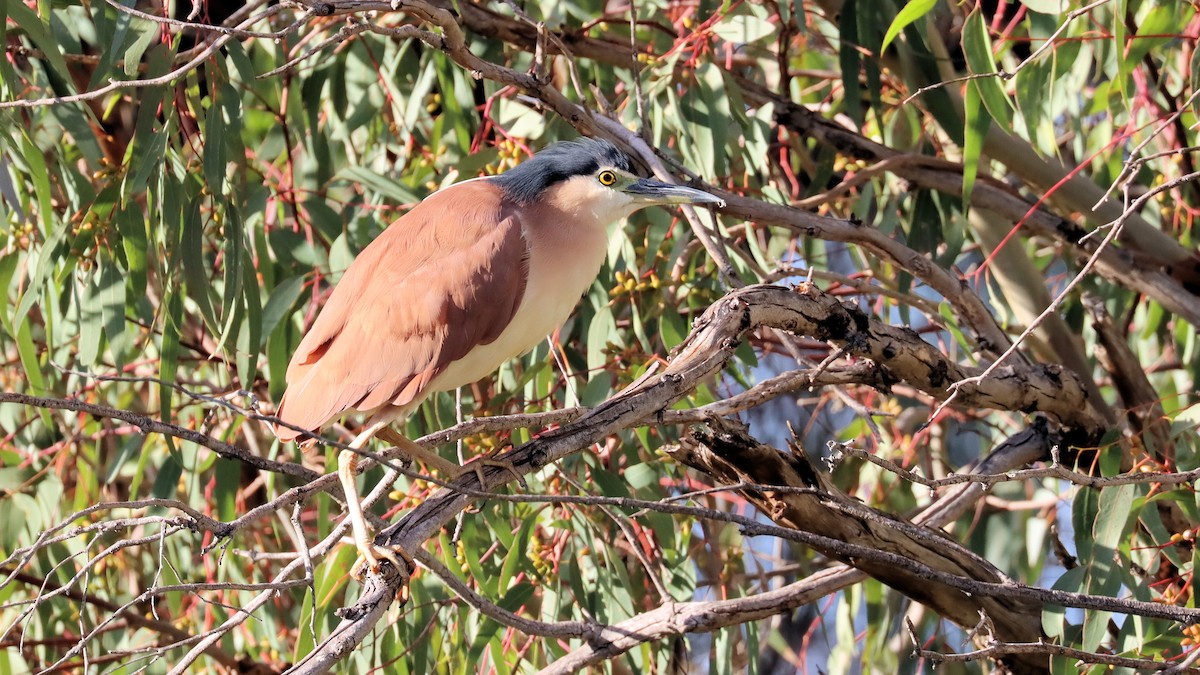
<box><xmin>273</xmin><ymin>138</ymin><xmax>725</xmax><ymax>577</ymax></box>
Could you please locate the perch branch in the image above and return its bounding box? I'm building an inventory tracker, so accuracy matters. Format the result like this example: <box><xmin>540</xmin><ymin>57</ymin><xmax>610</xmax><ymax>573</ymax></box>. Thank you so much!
<box><xmin>291</xmin><ymin>283</ymin><xmax>1109</xmax><ymax>673</ymax></box>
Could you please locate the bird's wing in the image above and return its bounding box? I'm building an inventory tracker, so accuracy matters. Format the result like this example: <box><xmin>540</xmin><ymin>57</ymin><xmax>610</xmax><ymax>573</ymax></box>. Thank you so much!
<box><xmin>274</xmin><ymin>180</ymin><xmax>529</xmax><ymax>440</ymax></box>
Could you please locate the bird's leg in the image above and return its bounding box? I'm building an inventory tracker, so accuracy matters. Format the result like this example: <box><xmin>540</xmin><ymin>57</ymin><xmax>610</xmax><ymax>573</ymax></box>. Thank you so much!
<box><xmin>339</xmin><ymin>421</ymin><xmax>414</xmax><ymax>580</ymax></box>
<box><xmin>468</xmin><ymin>451</ymin><xmax>528</xmax><ymax>490</ymax></box>
<box><xmin>377</xmin><ymin>426</ymin><xmax>473</xmax><ymax>478</ymax></box>
<box><xmin>376</xmin><ymin>427</ymin><xmax>525</xmax><ymax>489</ymax></box>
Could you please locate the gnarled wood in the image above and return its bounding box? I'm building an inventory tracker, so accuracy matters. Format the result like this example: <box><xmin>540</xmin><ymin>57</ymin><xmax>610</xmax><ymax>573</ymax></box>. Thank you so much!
<box><xmin>668</xmin><ymin>419</ymin><xmax>1048</xmax><ymax>674</ymax></box>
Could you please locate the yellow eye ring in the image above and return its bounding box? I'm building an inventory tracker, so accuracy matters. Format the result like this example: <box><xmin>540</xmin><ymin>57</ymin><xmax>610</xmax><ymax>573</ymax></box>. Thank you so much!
<box><xmin>598</xmin><ymin>170</ymin><xmax>617</xmax><ymax>186</ymax></box>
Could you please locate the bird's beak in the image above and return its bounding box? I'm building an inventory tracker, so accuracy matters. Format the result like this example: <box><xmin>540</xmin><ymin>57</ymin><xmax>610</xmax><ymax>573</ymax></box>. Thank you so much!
<box><xmin>623</xmin><ymin>178</ymin><xmax>726</xmax><ymax>208</ymax></box>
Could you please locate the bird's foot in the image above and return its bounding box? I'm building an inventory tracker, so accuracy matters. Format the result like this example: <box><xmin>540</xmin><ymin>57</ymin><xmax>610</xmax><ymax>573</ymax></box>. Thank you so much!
<box><xmin>462</xmin><ymin>453</ymin><xmax>526</xmax><ymax>490</ymax></box>
<box><xmin>350</xmin><ymin>540</ymin><xmax>415</xmax><ymax>582</ymax></box>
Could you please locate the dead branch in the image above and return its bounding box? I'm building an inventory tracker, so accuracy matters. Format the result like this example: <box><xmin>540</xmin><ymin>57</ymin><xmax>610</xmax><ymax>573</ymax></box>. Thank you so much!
<box><xmin>669</xmin><ymin>419</ymin><xmax>1048</xmax><ymax>673</ymax></box>
<box><xmin>541</xmin><ymin>425</ymin><xmax>1048</xmax><ymax>672</ymax></box>
<box><xmin>535</xmin><ymin>568</ymin><xmax>852</xmax><ymax>675</ymax></box>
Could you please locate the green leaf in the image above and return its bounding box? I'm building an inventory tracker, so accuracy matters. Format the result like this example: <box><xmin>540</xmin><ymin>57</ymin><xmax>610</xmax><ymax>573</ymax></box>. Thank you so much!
<box><xmin>267</xmin><ymin>323</ymin><xmax>292</xmax><ymax>403</ymax></box>
<box><xmin>328</xmin><ymin>233</ymin><xmax>356</xmax><ymax>278</ymax></box>
<box><xmin>150</xmin><ymin>452</ymin><xmax>183</xmax><ymax>499</ymax></box>
<box><xmin>1192</xmin><ymin>46</ymin><xmax>1200</xmax><ymax>115</ymax></box>
<box><xmin>1073</xmin><ymin>486</ymin><xmax>1099</xmax><ymax>563</ymax></box>
<box><xmin>961</xmin><ymin>74</ymin><xmax>990</xmax><ymax>211</ymax></box>
<box><xmin>12</xmin><ymin>132</ymin><xmax>66</xmax><ymax>331</ymax></box>
<box><xmin>709</xmin><ymin>11</ymin><xmax>775</xmax><ymax>43</ymax></box>
<box><xmin>403</xmin><ymin>55</ymin><xmax>439</xmax><ymax>132</ymax></box>
<box><xmin>623</xmin><ymin>463</ymin><xmax>659</xmax><ymax>492</ymax></box>
<box><xmin>1082</xmin><ymin>607</ymin><xmax>1111</xmax><ymax>654</ymax></box>
<box><xmin>337</xmin><ymin>166</ymin><xmax>420</xmax><ymax>204</ymax></box>
<box><xmin>237</xmin><ymin>249</ymin><xmax>262</xmax><ymax>387</ymax></box>
<box><xmin>1018</xmin><ymin>0</ymin><xmax>1069</xmax><ymax>12</ymax></box>
<box><xmin>214</xmin><ymin>458</ymin><xmax>240</xmax><ymax>522</ymax></box>
<box><xmin>858</xmin><ymin>1</ymin><xmax>886</xmax><ymax>123</ymax></box>
<box><xmin>123</xmin><ymin>22</ymin><xmax>158</xmax><ymax>77</ymax></box>
<box><xmin>181</xmin><ymin>198</ymin><xmax>218</xmax><ymax>333</ymax></box>
<box><xmin>1014</xmin><ymin>56</ymin><xmax>1053</xmax><ymax>151</ymax></box>
<box><xmin>838</xmin><ymin>0</ymin><xmax>863</xmax><ymax>124</ymax></box>
<box><xmin>1094</xmin><ymin>484</ymin><xmax>1134</xmax><ymax>550</ymax></box>
<box><xmin>434</xmin><ymin>54</ymin><xmax>472</xmax><ymax>151</ymax></box>
<box><xmin>0</xmin><ymin>251</ymin><xmax>18</xmax><ymax>337</ymax></box>
<box><xmin>579</xmin><ymin>373</ymin><xmax>612</xmax><ymax>407</ymax></box>
<box><xmin>659</xmin><ymin>310</ymin><xmax>688</xmax><ymax>350</ymax></box>
<box><xmin>98</xmin><ymin>259</ymin><xmax>127</xmax><ymax>368</ymax></box>
<box><xmin>213</xmin><ymin>207</ymin><xmax>244</xmax><ymax>355</ymax></box>
<box><xmin>103</xmin><ymin>435</ymin><xmax>144</xmax><ymax>485</ymax></box>
<box><xmin>497</xmin><ymin>517</ymin><xmax>535</xmax><ymax>593</ymax></box>
<box><xmin>203</xmin><ymin>66</ymin><xmax>229</xmax><ymax>195</ymax></box>
<box><xmin>1125</xmin><ymin>3</ymin><xmax>1195</xmax><ymax>68</ymax></box>
<box><xmin>224</xmin><ymin>39</ymin><xmax>258</xmax><ymax>84</ymax></box>
<box><xmin>880</xmin><ymin>0</ymin><xmax>936</xmax><ymax>54</ymax></box>
<box><xmin>114</xmin><ymin>207</ymin><xmax>148</xmax><ymax>299</ymax></box>
<box><xmin>962</xmin><ymin>9</ymin><xmax>1014</xmax><ymax>130</ymax></box>
<box><xmin>1113</xmin><ymin>0</ymin><xmax>1130</xmax><ymax>99</ymax></box>
<box><xmin>77</xmin><ymin>273</ymin><xmax>104</xmax><ymax>366</ymax></box>
<box><xmin>587</xmin><ymin>304</ymin><xmax>617</xmax><ymax>373</ymax></box>
<box><xmin>1044</xmin><ymin>565</ymin><xmax>1085</xmax><ymax>638</ymax></box>
<box><xmin>86</xmin><ymin>0</ymin><xmax>134</xmax><ymax>90</ymax></box>
<box><xmin>123</xmin><ymin>49</ymin><xmax>172</xmax><ymax>198</ymax></box>
<box><xmin>5</xmin><ymin>1</ymin><xmax>75</xmax><ymax>93</ymax></box>
<box><xmin>697</xmin><ymin>64</ymin><xmax>729</xmax><ymax>176</ymax></box>
<box><xmin>15</xmin><ymin>319</ymin><xmax>53</xmax><ymax>427</ymax></box>
<box><xmin>159</xmin><ymin>288</ymin><xmax>184</xmax><ymax>423</ymax></box>
<box><xmin>261</xmin><ymin>276</ymin><xmax>306</xmax><ymax>343</ymax></box>
<box><xmin>47</xmin><ymin>104</ymin><xmax>103</xmax><ymax>169</ymax></box>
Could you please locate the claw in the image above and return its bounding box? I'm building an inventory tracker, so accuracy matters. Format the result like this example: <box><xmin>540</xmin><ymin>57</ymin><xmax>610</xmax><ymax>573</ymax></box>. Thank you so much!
<box><xmin>350</xmin><ymin>542</ymin><xmax>414</xmax><ymax>581</ymax></box>
<box><xmin>378</xmin><ymin>426</ymin><xmax>526</xmax><ymax>490</ymax></box>
<box><xmin>467</xmin><ymin>455</ymin><xmax>526</xmax><ymax>490</ymax></box>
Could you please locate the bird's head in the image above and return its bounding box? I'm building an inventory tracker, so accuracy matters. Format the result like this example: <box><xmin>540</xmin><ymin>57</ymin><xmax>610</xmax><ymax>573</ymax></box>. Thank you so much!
<box><xmin>491</xmin><ymin>138</ymin><xmax>725</xmax><ymax>223</ymax></box>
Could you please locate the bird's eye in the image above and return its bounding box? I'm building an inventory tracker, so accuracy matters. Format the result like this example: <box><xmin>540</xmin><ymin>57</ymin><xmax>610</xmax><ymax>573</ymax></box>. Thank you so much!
<box><xmin>597</xmin><ymin>170</ymin><xmax>617</xmax><ymax>186</ymax></box>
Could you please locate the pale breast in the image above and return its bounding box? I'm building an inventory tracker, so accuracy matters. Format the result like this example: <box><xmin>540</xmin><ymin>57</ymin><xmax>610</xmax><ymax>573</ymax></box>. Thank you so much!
<box><xmin>428</xmin><ymin>206</ymin><xmax>612</xmax><ymax>392</ymax></box>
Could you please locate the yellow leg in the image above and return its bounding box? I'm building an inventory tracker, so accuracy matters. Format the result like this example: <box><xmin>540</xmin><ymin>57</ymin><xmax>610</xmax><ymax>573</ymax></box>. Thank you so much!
<box><xmin>376</xmin><ymin>427</ymin><xmax>525</xmax><ymax>488</ymax></box>
<box><xmin>339</xmin><ymin>420</ymin><xmax>413</xmax><ymax>580</ymax></box>
<box><xmin>377</xmin><ymin>426</ymin><xmax>470</xmax><ymax>478</ymax></box>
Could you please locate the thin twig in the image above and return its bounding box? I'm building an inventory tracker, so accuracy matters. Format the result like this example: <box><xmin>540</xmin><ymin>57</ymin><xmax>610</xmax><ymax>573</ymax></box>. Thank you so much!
<box><xmin>932</xmin><ymin>169</ymin><xmax>1200</xmax><ymax>423</ymax></box>
<box><xmin>0</xmin><ymin>6</ymin><xmax>302</xmax><ymax>109</ymax></box>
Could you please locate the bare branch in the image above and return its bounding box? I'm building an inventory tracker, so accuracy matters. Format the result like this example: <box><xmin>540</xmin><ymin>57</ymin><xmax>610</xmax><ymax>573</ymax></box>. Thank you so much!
<box><xmin>0</xmin><ymin>6</ymin><xmax>303</xmax><ymax>109</ymax></box>
<box><xmin>98</xmin><ymin>0</ymin><xmax>305</xmax><ymax>39</ymax></box>
<box><xmin>0</xmin><ymin>392</ymin><xmax>318</xmax><ymax>482</ymax></box>
<box><xmin>909</xmin><ymin>626</ymin><xmax>1199</xmax><ymax>674</ymax></box>
<box><xmin>536</xmin><ymin>424</ymin><xmax>1157</xmax><ymax>673</ymax></box>
<box><xmin>933</xmin><ymin>170</ymin><xmax>1200</xmax><ymax>420</ymax></box>
<box><xmin>0</xmin><ymin>570</ymin><xmax>240</xmax><ymax>669</ymax></box>
<box><xmin>536</xmin><ymin>567</ymin><xmax>854</xmax><ymax>675</ymax></box>
<box><xmin>760</xmin><ymin>90</ymin><xmax>1200</xmax><ymax>327</ymax></box>
<box><xmin>831</xmin><ymin>441</ymin><xmax>1200</xmax><ymax>490</ymax></box>
<box><xmin>416</xmin><ymin>551</ymin><xmax>594</xmax><ymax>639</ymax></box>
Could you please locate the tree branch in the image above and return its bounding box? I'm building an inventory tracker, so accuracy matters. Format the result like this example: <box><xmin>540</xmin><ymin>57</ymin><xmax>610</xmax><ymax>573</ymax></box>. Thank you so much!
<box><xmin>666</xmin><ymin>417</ymin><xmax>1200</xmax><ymax>674</ymax></box>
<box><xmin>540</xmin><ymin>425</ymin><xmax>1049</xmax><ymax>672</ymax></box>
<box><xmin>535</xmin><ymin>568</ymin><xmax>852</xmax><ymax>675</ymax></box>
<box><xmin>292</xmin><ymin>283</ymin><xmax>1111</xmax><ymax>672</ymax></box>
<box><xmin>0</xmin><ymin>392</ymin><xmax>318</xmax><ymax>482</ymax></box>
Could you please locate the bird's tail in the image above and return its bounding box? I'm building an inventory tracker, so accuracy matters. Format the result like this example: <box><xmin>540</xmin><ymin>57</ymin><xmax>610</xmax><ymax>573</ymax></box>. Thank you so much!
<box><xmin>272</xmin><ymin>392</ymin><xmax>308</xmax><ymax>443</ymax></box>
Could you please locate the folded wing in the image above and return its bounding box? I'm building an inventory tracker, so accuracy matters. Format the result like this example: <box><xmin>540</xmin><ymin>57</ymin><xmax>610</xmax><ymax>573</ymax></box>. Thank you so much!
<box><xmin>274</xmin><ymin>180</ymin><xmax>528</xmax><ymax>441</ymax></box>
